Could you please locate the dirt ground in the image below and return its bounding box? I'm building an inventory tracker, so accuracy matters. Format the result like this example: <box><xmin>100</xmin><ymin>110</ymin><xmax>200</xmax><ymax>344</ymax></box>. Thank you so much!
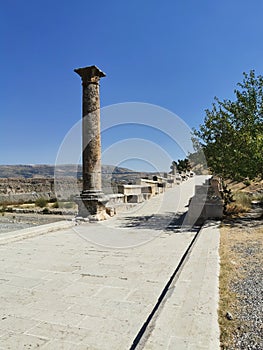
<box><xmin>0</xmin><ymin>212</ymin><xmax>73</xmax><ymax>234</ymax></box>
<box><xmin>219</xmin><ymin>214</ymin><xmax>263</xmax><ymax>349</ymax></box>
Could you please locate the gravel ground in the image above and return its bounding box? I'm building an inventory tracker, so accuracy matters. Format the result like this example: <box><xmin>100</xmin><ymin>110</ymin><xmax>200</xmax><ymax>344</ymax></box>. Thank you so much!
<box><xmin>230</xmin><ymin>237</ymin><xmax>263</xmax><ymax>350</ymax></box>
<box><xmin>0</xmin><ymin>213</ymin><xmax>73</xmax><ymax>234</ymax></box>
<box><xmin>221</xmin><ymin>207</ymin><xmax>263</xmax><ymax>350</ymax></box>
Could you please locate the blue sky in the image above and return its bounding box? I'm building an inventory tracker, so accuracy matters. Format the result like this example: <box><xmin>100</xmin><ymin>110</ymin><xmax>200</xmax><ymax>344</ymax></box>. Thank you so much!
<box><xmin>1</xmin><ymin>0</ymin><xmax>263</xmax><ymax>171</ymax></box>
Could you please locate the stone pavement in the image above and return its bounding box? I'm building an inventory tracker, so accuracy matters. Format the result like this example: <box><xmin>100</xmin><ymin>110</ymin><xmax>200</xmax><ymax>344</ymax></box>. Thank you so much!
<box><xmin>0</xmin><ymin>176</ymin><xmax>220</xmax><ymax>349</ymax></box>
<box><xmin>140</xmin><ymin>222</ymin><xmax>220</xmax><ymax>350</ymax></box>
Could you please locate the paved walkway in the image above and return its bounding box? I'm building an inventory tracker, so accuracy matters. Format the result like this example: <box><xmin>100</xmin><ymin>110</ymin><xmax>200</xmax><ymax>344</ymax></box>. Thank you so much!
<box><xmin>0</xmin><ymin>176</ymin><xmax>220</xmax><ymax>349</ymax></box>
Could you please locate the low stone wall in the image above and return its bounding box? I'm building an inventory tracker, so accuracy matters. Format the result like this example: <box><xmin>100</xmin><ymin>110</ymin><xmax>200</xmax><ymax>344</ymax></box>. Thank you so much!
<box><xmin>187</xmin><ymin>177</ymin><xmax>223</xmax><ymax>224</ymax></box>
<box><xmin>0</xmin><ymin>178</ymin><xmax>80</xmax><ymax>204</ymax></box>
<box><xmin>117</xmin><ymin>184</ymin><xmax>147</xmax><ymax>203</ymax></box>
<box><xmin>0</xmin><ymin>178</ymin><xmax>54</xmax><ymax>195</ymax></box>
<box><xmin>0</xmin><ymin>171</ymin><xmax>187</xmax><ymax>207</ymax></box>
<box><xmin>117</xmin><ymin>173</ymin><xmax>181</xmax><ymax>204</ymax></box>
<box><xmin>139</xmin><ymin>179</ymin><xmax>159</xmax><ymax>195</ymax></box>
<box><xmin>0</xmin><ymin>192</ymin><xmax>52</xmax><ymax>205</ymax></box>
<box><xmin>0</xmin><ymin>178</ymin><xmax>53</xmax><ymax>204</ymax></box>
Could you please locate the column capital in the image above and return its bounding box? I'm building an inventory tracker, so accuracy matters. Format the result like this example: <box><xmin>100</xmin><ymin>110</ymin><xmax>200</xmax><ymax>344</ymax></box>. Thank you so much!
<box><xmin>74</xmin><ymin>65</ymin><xmax>106</xmax><ymax>84</ymax></box>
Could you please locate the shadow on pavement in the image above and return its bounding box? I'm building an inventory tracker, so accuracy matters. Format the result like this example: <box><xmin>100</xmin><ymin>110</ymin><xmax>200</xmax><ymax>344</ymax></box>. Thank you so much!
<box><xmin>118</xmin><ymin>211</ymin><xmax>201</xmax><ymax>233</ymax></box>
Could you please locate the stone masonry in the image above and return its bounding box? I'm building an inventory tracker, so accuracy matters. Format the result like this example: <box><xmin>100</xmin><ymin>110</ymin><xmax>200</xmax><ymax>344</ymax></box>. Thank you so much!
<box><xmin>74</xmin><ymin>65</ymin><xmax>108</xmax><ymax>220</ymax></box>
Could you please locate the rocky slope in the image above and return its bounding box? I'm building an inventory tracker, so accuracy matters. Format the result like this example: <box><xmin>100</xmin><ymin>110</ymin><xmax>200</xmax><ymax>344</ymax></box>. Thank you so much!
<box><xmin>0</xmin><ymin>165</ymin><xmax>160</xmax><ymax>204</ymax></box>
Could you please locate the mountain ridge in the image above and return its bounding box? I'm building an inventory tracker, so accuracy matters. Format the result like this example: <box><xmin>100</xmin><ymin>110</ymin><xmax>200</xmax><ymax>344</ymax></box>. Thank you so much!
<box><xmin>0</xmin><ymin>164</ymin><xmax>140</xmax><ymax>179</ymax></box>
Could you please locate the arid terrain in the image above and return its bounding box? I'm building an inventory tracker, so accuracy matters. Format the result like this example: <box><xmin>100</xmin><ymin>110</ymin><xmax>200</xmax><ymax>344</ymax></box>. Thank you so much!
<box><xmin>219</xmin><ymin>198</ymin><xmax>262</xmax><ymax>349</ymax></box>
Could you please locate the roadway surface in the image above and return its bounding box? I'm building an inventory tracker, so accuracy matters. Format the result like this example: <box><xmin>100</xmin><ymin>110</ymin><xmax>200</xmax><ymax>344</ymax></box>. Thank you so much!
<box><xmin>0</xmin><ymin>176</ymin><xmax>220</xmax><ymax>349</ymax></box>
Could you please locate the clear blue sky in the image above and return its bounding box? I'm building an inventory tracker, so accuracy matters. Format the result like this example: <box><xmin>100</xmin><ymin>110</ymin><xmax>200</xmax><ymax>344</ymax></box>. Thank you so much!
<box><xmin>1</xmin><ymin>0</ymin><xmax>263</xmax><ymax>170</ymax></box>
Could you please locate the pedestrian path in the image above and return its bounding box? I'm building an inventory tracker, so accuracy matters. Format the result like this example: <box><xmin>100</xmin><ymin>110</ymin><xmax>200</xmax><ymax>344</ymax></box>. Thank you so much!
<box><xmin>140</xmin><ymin>222</ymin><xmax>220</xmax><ymax>350</ymax></box>
<box><xmin>0</xmin><ymin>176</ymin><xmax>220</xmax><ymax>349</ymax></box>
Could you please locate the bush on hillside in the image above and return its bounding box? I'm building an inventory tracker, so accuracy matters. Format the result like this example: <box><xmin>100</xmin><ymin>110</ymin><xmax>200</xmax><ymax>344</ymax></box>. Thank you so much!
<box><xmin>35</xmin><ymin>197</ymin><xmax>48</xmax><ymax>208</ymax></box>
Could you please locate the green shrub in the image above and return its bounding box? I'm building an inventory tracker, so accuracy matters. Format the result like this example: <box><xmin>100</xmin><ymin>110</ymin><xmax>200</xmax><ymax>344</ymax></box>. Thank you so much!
<box><xmin>49</xmin><ymin>197</ymin><xmax>57</xmax><ymax>203</ymax></box>
<box><xmin>243</xmin><ymin>179</ymin><xmax>251</xmax><ymax>186</ymax></box>
<box><xmin>225</xmin><ymin>192</ymin><xmax>251</xmax><ymax>215</ymax></box>
<box><xmin>42</xmin><ymin>208</ymin><xmax>50</xmax><ymax>214</ymax></box>
<box><xmin>52</xmin><ymin>201</ymin><xmax>59</xmax><ymax>208</ymax></box>
<box><xmin>252</xmin><ymin>193</ymin><xmax>263</xmax><ymax>203</ymax></box>
<box><xmin>234</xmin><ymin>192</ymin><xmax>251</xmax><ymax>209</ymax></box>
<box><xmin>35</xmin><ymin>197</ymin><xmax>48</xmax><ymax>208</ymax></box>
<box><xmin>0</xmin><ymin>205</ymin><xmax>7</xmax><ymax>215</ymax></box>
<box><xmin>258</xmin><ymin>195</ymin><xmax>263</xmax><ymax>204</ymax></box>
<box><xmin>0</xmin><ymin>205</ymin><xmax>7</xmax><ymax>213</ymax></box>
<box><xmin>59</xmin><ymin>201</ymin><xmax>74</xmax><ymax>209</ymax></box>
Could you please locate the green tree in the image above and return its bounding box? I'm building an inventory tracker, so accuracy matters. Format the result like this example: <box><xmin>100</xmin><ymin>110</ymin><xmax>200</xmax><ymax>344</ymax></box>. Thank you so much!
<box><xmin>172</xmin><ymin>158</ymin><xmax>192</xmax><ymax>173</ymax></box>
<box><xmin>194</xmin><ymin>70</ymin><xmax>263</xmax><ymax>180</ymax></box>
<box><xmin>188</xmin><ymin>136</ymin><xmax>208</xmax><ymax>171</ymax></box>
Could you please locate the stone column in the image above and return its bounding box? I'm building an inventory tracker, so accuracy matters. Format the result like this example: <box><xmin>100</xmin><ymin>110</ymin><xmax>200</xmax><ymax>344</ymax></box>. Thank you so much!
<box><xmin>74</xmin><ymin>65</ymin><xmax>108</xmax><ymax>220</ymax></box>
<box><xmin>171</xmin><ymin>163</ymin><xmax>177</xmax><ymax>175</ymax></box>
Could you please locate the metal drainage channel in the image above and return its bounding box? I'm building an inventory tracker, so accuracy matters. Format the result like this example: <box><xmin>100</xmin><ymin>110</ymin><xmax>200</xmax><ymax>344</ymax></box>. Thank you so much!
<box><xmin>129</xmin><ymin>225</ymin><xmax>203</xmax><ymax>350</ymax></box>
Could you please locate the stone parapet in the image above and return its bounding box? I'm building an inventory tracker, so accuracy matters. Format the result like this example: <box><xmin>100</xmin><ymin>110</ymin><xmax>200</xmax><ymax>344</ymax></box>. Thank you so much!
<box><xmin>186</xmin><ymin>176</ymin><xmax>223</xmax><ymax>224</ymax></box>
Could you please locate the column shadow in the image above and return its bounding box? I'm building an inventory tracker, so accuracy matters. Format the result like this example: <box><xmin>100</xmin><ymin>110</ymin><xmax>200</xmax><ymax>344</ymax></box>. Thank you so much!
<box><xmin>118</xmin><ymin>211</ymin><xmax>201</xmax><ymax>233</ymax></box>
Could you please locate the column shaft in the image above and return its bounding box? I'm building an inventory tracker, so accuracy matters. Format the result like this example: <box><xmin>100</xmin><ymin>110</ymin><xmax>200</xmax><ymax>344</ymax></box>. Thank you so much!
<box><xmin>74</xmin><ymin>65</ymin><xmax>107</xmax><ymax>219</ymax></box>
<box><xmin>82</xmin><ymin>80</ymin><xmax>102</xmax><ymax>193</ymax></box>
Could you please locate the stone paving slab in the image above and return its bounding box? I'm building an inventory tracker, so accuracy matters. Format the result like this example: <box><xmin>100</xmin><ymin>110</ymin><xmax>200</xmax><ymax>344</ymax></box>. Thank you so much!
<box><xmin>141</xmin><ymin>222</ymin><xmax>220</xmax><ymax>350</ymax></box>
<box><xmin>0</xmin><ymin>176</ymin><xmax>220</xmax><ymax>349</ymax></box>
<box><xmin>0</xmin><ymin>220</ymin><xmax>75</xmax><ymax>245</ymax></box>
<box><xmin>0</xmin><ymin>229</ymin><xmax>194</xmax><ymax>349</ymax></box>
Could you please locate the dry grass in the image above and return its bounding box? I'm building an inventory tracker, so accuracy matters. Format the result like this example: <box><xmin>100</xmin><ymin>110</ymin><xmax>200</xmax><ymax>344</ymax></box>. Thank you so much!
<box><xmin>224</xmin><ymin>178</ymin><xmax>263</xmax><ymax>216</ymax></box>
<box><xmin>219</xmin><ymin>224</ymin><xmax>263</xmax><ymax>349</ymax></box>
<box><xmin>225</xmin><ymin>178</ymin><xmax>263</xmax><ymax>193</ymax></box>
<box><xmin>219</xmin><ymin>226</ymin><xmax>242</xmax><ymax>348</ymax></box>
<box><xmin>225</xmin><ymin>192</ymin><xmax>251</xmax><ymax>216</ymax></box>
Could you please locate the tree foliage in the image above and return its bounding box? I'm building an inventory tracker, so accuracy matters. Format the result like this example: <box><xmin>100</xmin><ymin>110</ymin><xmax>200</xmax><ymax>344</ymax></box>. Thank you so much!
<box><xmin>194</xmin><ymin>70</ymin><xmax>263</xmax><ymax>180</ymax></box>
<box><xmin>171</xmin><ymin>158</ymin><xmax>191</xmax><ymax>173</ymax></box>
<box><xmin>188</xmin><ymin>137</ymin><xmax>208</xmax><ymax>172</ymax></box>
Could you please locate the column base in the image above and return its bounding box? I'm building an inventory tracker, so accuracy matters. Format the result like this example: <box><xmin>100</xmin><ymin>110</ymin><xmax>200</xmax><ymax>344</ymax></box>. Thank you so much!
<box><xmin>75</xmin><ymin>191</ymin><xmax>109</xmax><ymax>221</ymax></box>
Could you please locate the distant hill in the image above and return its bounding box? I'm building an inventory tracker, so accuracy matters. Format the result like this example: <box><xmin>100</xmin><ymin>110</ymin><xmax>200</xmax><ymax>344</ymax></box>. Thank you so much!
<box><xmin>0</xmin><ymin>165</ymin><xmax>54</xmax><ymax>178</ymax></box>
<box><xmin>0</xmin><ymin>164</ymin><xmax>136</xmax><ymax>178</ymax></box>
<box><xmin>0</xmin><ymin>164</ymin><xmax>158</xmax><ymax>184</ymax></box>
